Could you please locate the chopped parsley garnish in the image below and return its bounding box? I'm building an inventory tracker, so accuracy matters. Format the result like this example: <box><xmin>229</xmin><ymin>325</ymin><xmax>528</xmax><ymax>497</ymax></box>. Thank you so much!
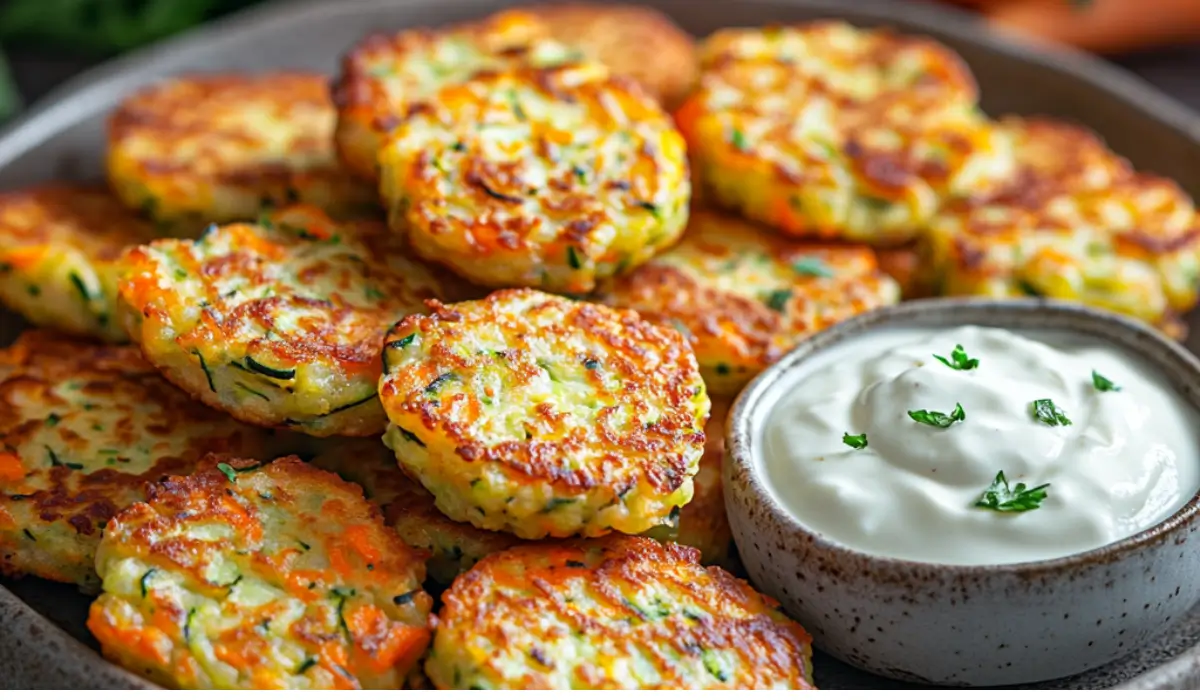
<box><xmin>216</xmin><ymin>462</ymin><xmax>239</xmax><ymax>483</ymax></box>
<box><xmin>764</xmin><ymin>289</ymin><xmax>792</xmax><ymax>312</ymax></box>
<box><xmin>730</xmin><ymin>128</ymin><xmax>748</xmax><ymax>151</ymax></box>
<box><xmin>567</xmin><ymin>246</ymin><xmax>582</xmax><ymax>270</ymax></box>
<box><xmin>842</xmin><ymin>432</ymin><xmax>868</xmax><ymax>450</ymax></box>
<box><xmin>792</xmin><ymin>257</ymin><xmax>833</xmax><ymax>278</ymax></box>
<box><xmin>45</xmin><ymin>413</ymin><xmax>60</xmax><ymax>427</ymax></box>
<box><xmin>908</xmin><ymin>403</ymin><xmax>965</xmax><ymax>428</ymax></box>
<box><xmin>933</xmin><ymin>344</ymin><xmax>979</xmax><ymax>371</ymax></box>
<box><xmin>1092</xmin><ymin>370</ymin><xmax>1120</xmax><ymax>392</ymax></box>
<box><xmin>974</xmin><ymin>471</ymin><xmax>1050</xmax><ymax>512</ymax></box>
<box><xmin>1030</xmin><ymin>398</ymin><xmax>1071</xmax><ymax>427</ymax></box>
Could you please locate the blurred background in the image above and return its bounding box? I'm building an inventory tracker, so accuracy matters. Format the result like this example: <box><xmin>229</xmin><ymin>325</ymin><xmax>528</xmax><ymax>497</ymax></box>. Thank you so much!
<box><xmin>0</xmin><ymin>0</ymin><xmax>1198</xmax><ymax>122</ymax></box>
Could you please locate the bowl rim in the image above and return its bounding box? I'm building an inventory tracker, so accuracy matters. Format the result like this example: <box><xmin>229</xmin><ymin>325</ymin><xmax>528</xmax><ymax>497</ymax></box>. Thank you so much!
<box><xmin>727</xmin><ymin>296</ymin><xmax>1200</xmax><ymax>576</ymax></box>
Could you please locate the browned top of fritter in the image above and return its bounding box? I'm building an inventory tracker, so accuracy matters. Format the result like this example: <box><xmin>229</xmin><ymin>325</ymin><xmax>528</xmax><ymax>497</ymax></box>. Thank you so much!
<box><xmin>379</xmin><ymin>289</ymin><xmax>707</xmax><ymax>498</ymax></box>
<box><xmin>0</xmin><ymin>331</ymin><xmax>276</xmax><ymax>587</ymax></box>
<box><xmin>428</xmin><ymin>535</ymin><xmax>814</xmax><ymax>689</ymax></box>
<box><xmin>522</xmin><ymin>3</ymin><xmax>698</xmax><ymax>108</ymax></box>
<box><xmin>0</xmin><ymin>184</ymin><xmax>156</xmax><ymax>262</ymax></box>
<box><xmin>88</xmin><ymin>455</ymin><xmax>432</xmax><ymax>689</ymax></box>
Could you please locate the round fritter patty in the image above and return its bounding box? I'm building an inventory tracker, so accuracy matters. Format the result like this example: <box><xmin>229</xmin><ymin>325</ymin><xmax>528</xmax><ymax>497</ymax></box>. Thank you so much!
<box><xmin>522</xmin><ymin>3</ymin><xmax>697</xmax><ymax>108</ymax></box>
<box><xmin>596</xmin><ymin>209</ymin><xmax>900</xmax><ymax>396</ymax></box>
<box><xmin>676</xmin><ymin>21</ymin><xmax>1012</xmax><ymax>244</ymax></box>
<box><xmin>306</xmin><ymin>437</ymin><xmax>519</xmax><ymax>586</ymax></box>
<box><xmin>333</xmin><ymin>9</ymin><xmax>579</xmax><ymax>182</ymax></box>
<box><xmin>108</xmin><ymin>73</ymin><xmax>378</xmax><ymax>230</ymax></box>
<box><xmin>426</xmin><ymin>535</ymin><xmax>814</xmax><ymax>689</ymax></box>
<box><xmin>379</xmin><ymin>61</ymin><xmax>690</xmax><ymax>294</ymax></box>
<box><xmin>0</xmin><ymin>331</ymin><xmax>282</xmax><ymax>591</ymax></box>
<box><xmin>119</xmin><ymin>205</ymin><xmax>447</xmax><ymax>437</ymax></box>
<box><xmin>378</xmin><ymin>289</ymin><xmax>709</xmax><ymax>540</ymax></box>
<box><xmin>674</xmin><ymin>397</ymin><xmax>733</xmax><ymax>567</ymax></box>
<box><xmin>0</xmin><ymin>185</ymin><xmax>158</xmax><ymax>342</ymax></box>
<box><xmin>87</xmin><ymin>455</ymin><xmax>433</xmax><ymax>689</ymax></box>
<box><xmin>921</xmin><ymin>117</ymin><xmax>1200</xmax><ymax>335</ymax></box>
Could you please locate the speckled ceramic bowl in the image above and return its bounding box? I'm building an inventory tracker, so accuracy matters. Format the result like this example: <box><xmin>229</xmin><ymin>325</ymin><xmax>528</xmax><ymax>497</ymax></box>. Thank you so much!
<box><xmin>725</xmin><ymin>298</ymin><xmax>1200</xmax><ymax>687</ymax></box>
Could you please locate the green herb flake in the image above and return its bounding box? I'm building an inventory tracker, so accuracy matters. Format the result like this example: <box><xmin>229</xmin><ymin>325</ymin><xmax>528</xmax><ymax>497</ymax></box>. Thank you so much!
<box><xmin>583</xmin><ymin>358</ymin><xmax>600</xmax><ymax>371</ymax></box>
<box><xmin>140</xmin><ymin>569</ymin><xmax>156</xmax><ymax>598</ymax></box>
<box><xmin>296</xmin><ymin>658</ymin><xmax>317</xmax><ymax>674</ymax></box>
<box><xmin>397</xmin><ymin>427</ymin><xmax>425</xmax><ymax>447</ymax></box>
<box><xmin>567</xmin><ymin>246</ymin><xmax>582</xmax><ymax>270</ymax></box>
<box><xmin>21</xmin><ymin>528</ymin><xmax>35</xmax><ymax>542</ymax></box>
<box><xmin>933</xmin><ymin>344</ymin><xmax>979</xmax><ymax>371</ymax></box>
<box><xmin>363</xmin><ymin>287</ymin><xmax>385</xmax><ymax>301</ymax></box>
<box><xmin>68</xmin><ymin>272</ymin><xmax>94</xmax><ymax>301</ymax></box>
<box><xmin>1031</xmin><ymin>398</ymin><xmax>1072</xmax><ymax>427</ymax></box>
<box><xmin>45</xmin><ymin>414</ymin><xmax>60</xmax><ymax>427</ymax></box>
<box><xmin>392</xmin><ymin>590</ymin><xmax>417</xmax><ymax>606</ymax></box>
<box><xmin>974</xmin><ymin>471</ymin><xmax>1050</xmax><ymax>512</ymax></box>
<box><xmin>1092</xmin><ymin>370</ymin><xmax>1120</xmax><ymax>392</ymax></box>
<box><xmin>764</xmin><ymin>289</ymin><xmax>793</xmax><ymax>313</ymax></box>
<box><xmin>908</xmin><ymin>403</ymin><xmax>966</xmax><ymax>428</ymax></box>
<box><xmin>792</xmin><ymin>257</ymin><xmax>833</xmax><ymax>278</ymax></box>
<box><xmin>730</xmin><ymin>128</ymin><xmax>749</xmax><ymax>151</ymax></box>
<box><xmin>842</xmin><ymin>433</ymin><xmax>868</xmax><ymax>450</ymax></box>
<box><xmin>216</xmin><ymin>462</ymin><xmax>239</xmax><ymax>483</ymax></box>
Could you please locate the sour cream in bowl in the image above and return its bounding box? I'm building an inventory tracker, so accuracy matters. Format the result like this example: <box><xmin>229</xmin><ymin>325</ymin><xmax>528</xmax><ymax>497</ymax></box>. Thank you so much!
<box><xmin>724</xmin><ymin>299</ymin><xmax>1200</xmax><ymax>687</ymax></box>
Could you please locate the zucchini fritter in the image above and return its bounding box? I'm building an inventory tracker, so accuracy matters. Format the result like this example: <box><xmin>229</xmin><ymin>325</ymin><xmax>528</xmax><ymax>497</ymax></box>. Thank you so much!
<box><xmin>426</xmin><ymin>535</ymin><xmax>815</xmax><ymax>689</ymax></box>
<box><xmin>0</xmin><ymin>185</ymin><xmax>157</xmax><ymax>342</ymax></box>
<box><xmin>0</xmin><ymin>331</ymin><xmax>280</xmax><ymax>591</ymax></box>
<box><xmin>675</xmin><ymin>397</ymin><xmax>733</xmax><ymax>567</ymax></box>
<box><xmin>107</xmin><ymin>73</ymin><xmax>377</xmax><ymax>230</ymax></box>
<box><xmin>307</xmin><ymin>437</ymin><xmax>519</xmax><ymax>586</ymax></box>
<box><xmin>676</xmin><ymin>22</ymin><xmax>1012</xmax><ymax>244</ymax></box>
<box><xmin>378</xmin><ymin>289</ymin><xmax>709</xmax><ymax>540</ymax></box>
<box><xmin>378</xmin><ymin>61</ymin><xmax>690</xmax><ymax>294</ymax></box>
<box><xmin>523</xmin><ymin>3</ymin><xmax>697</xmax><ymax>108</ymax></box>
<box><xmin>921</xmin><ymin>117</ymin><xmax>1200</xmax><ymax>335</ymax></box>
<box><xmin>596</xmin><ymin>209</ymin><xmax>900</xmax><ymax>396</ymax></box>
<box><xmin>119</xmin><ymin>205</ymin><xmax>446</xmax><ymax>437</ymax></box>
<box><xmin>333</xmin><ymin>9</ymin><xmax>578</xmax><ymax>182</ymax></box>
<box><xmin>87</xmin><ymin>455</ymin><xmax>433</xmax><ymax>689</ymax></box>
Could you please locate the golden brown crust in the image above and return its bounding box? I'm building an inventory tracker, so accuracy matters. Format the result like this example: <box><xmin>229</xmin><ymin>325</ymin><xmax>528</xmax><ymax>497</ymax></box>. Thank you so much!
<box><xmin>378</xmin><ymin>61</ymin><xmax>690</xmax><ymax>294</ymax></box>
<box><xmin>108</xmin><ymin>73</ymin><xmax>377</xmax><ymax>227</ymax></box>
<box><xmin>0</xmin><ymin>184</ymin><xmax>158</xmax><ymax>341</ymax></box>
<box><xmin>379</xmin><ymin>288</ymin><xmax>709</xmax><ymax>539</ymax></box>
<box><xmin>0</xmin><ymin>331</ymin><xmax>279</xmax><ymax>590</ymax></box>
<box><xmin>333</xmin><ymin>10</ymin><xmax>573</xmax><ymax>181</ymax></box>
<box><xmin>675</xmin><ymin>397</ymin><xmax>733</xmax><ymax>566</ymax></box>
<box><xmin>596</xmin><ymin>210</ymin><xmax>899</xmax><ymax>395</ymax></box>
<box><xmin>522</xmin><ymin>3</ymin><xmax>698</xmax><ymax>108</ymax></box>
<box><xmin>119</xmin><ymin>205</ymin><xmax>446</xmax><ymax>437</ymax></box>
<box><xmin>88</xmin><ymin>454</ymin><xmax>432</xmax><ymax>689</ymax></box>
<box><xmin>427</xmin><ymin>535</ymin><xmax>814</xmax><ymax>689</ymax></box>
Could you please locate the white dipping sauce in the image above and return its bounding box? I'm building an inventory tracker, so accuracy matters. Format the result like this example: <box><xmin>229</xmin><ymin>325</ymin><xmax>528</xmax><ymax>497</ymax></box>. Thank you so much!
<box><xmin>762</xmin><ymin>325</ymin><xmax>1200</xmax><ymax>565</ymax></box>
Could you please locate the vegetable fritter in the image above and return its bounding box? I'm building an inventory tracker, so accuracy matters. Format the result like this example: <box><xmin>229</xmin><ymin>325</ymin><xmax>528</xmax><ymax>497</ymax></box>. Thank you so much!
<box><xmin>523</xmin><ymin>3</ymin><xmax>697</xmax><ymax>108</ymax></box>
<box><xmin>0</xmin><ymin>185</ymin><xmax>158</xmax><ymax>342</ymax></box>
<box><xmin>0</xmin><ymin>331</ymin><xmax>280</xmax><ymax>591</ymax></box>
<box><xmin>920</xmin><ymin>117</ymin><xmax>1200</xmax><ymax>335</ymax></box>
<box><xmin>119</xmin><ymin>205</ymin><xmax>446</xmax><ymax>437</ymax></box>
<box><xmin>676</xmin><ymin>22</ymin><xmax>1013</xmax><ymax>244</ymax></box>
<box><xmin>596</xmin><ymin>209</ymin><xmax>900</xmax><ymax>395</ymax></box>
<box><xmin>426</xmin><ymin>535</ymin><xmax>815</xmax><ymax>689</ymax></box>
<box><xmin>378</xmin><ymin>60</ymin><xmax>690</xmax><ymax>294</ymax></box>
<box><xmin>333</xmin><ymin>9</ymin><xmax>579</xmax><ymax>182</ymax></box>
<box><xmin>88</xmin><ymin>455</ymin><xmax>433</xmax><ymax>689</ymax></box>
<box><xmin>107</xmin><ymin>73</ymin><xmax>377</xmax><ymax>230</ymax></box>
<box><xmin>674</xmin><ymin>397</ymin><xmax>734</xmax><ymax>567</ymax></box>
<box><xmin>306</xmin><ymin>437</ymin><xmax>519</xmax><ymax>586</ymax></box>
<box><xmin>378</xmin><ymin>289</ymin><xmax>709</xmax><ymax>540</ymax></box>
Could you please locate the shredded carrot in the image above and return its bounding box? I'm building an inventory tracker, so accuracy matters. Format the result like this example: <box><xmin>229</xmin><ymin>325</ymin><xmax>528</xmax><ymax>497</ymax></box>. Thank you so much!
<box><xmin>0</xmin><ymin>452</ymin><xmax>25</xmax><ymax>482</ymax></box>
<box><xmin>672</xmin><ymin>96</ymin><xmax>704</xmax><ymax>144</ymax></box>
<box><xmin>771</xmin><ymin>197</ymin><xmax>807</xmax><ymax>235</ymax></box>
<box><xmin>343</xmin><ymin>524</ymin><xmax>381</xmax><ymax>565</ymax></box>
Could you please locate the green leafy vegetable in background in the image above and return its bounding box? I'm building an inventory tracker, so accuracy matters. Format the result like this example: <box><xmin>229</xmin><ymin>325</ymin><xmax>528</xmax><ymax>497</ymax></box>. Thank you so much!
<box><xmin>0</xmin><ymin>0</ymin><xmax>264</xmax><ymax>119</ymax></box>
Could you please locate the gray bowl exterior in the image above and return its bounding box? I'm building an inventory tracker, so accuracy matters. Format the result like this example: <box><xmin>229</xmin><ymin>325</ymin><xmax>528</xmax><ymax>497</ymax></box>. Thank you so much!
<box><xmin>1</xmin><ymin>0</ymin><xmax>1199</xmax><ymax>690</ymax></box>
<box><xmin>725</xmin><ymin>299</ymin><xmax>1200</xmax><ymax>686</ymax></box>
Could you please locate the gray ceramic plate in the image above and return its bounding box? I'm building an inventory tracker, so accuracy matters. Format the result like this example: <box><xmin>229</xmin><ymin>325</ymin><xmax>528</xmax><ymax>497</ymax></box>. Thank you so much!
<box><xmin>0</xmin><ymin>0</ymin><xmax>1198</xmax><ymax>690</ymax></box>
